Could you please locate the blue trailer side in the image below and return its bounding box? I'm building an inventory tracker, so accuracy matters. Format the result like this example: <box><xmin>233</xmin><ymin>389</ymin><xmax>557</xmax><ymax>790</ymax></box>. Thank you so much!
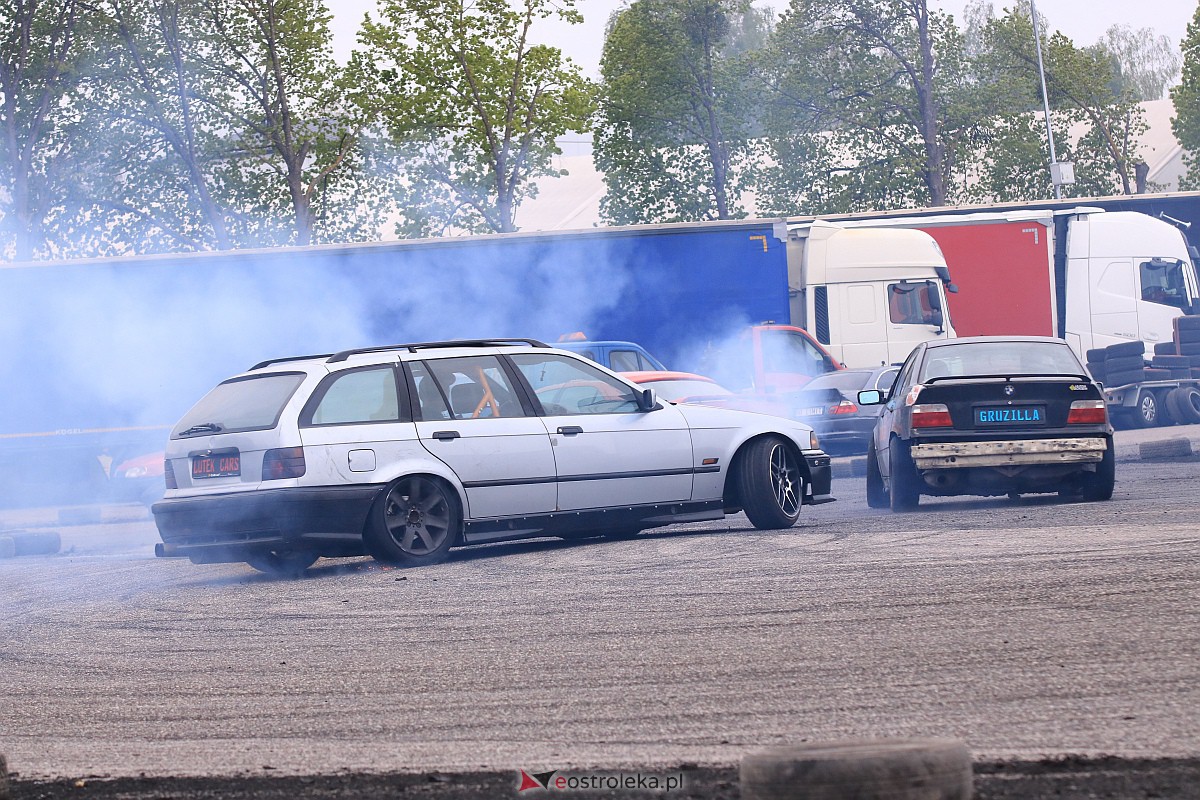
<box><xmin>1</xmin><ymin>219</ymin><xmax>790</xmax><ymax>507</ymax></box>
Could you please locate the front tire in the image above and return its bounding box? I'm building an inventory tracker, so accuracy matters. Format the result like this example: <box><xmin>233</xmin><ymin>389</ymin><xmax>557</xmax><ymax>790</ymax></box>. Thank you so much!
<box><xmin>366</xmin><ymin>475</ymin><xmax>460</xmax><ymax>567</ymax></box>
<box><xmin>736</xmin><ymin>437</ymin><xmax>804</xmax><ymax>529</ymax></box>
<box><xmin>866</xmin><ymin>442</ymin><xmax>888</xmax><ymax>508</ymax></box>
<box><xmin>888</xmin><ymin>440</ymin><xmax>921</xmax><ymax>511</ymax></box>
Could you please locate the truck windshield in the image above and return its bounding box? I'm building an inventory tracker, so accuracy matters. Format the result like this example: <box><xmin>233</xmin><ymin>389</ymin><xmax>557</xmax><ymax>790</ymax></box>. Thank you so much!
<box><xmin>1139</xmin><ymin>258</ymin><xmax>1194</xmax><ymax>309</ymax></box>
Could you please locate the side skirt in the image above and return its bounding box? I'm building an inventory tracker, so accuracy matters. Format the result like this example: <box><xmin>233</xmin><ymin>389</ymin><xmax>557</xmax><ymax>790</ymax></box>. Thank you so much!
<box><xmin>460</xmin><ymin>500</ymin><xmax>725</xmax><ymax>544</ymax></box>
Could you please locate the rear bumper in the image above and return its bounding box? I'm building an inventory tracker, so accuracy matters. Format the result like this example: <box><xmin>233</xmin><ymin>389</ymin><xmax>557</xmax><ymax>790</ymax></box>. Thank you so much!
<box><xmin>803</xmin><ymin>451</ymin><xmax>835</xmax><ymax>504</ymax></box>
<box><xmin>152</xmin><ymin>484</ymin><xmax>385</xmax><ymax>559</ymax></box>
<box><xmin>910</xmin><ymin>437</ymin><xmax>1108</xmax><ymax>470</ymax></box>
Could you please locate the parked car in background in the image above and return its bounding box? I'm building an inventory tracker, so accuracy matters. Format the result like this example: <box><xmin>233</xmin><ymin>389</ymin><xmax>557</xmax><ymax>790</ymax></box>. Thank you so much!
<box><xmin>109</xmin><ymin>450</ymin><xmax>165</xmax><ymax>507</ymax></box>
<box><xmin>792</xmin><ymin>366</ymin><xmax>900</xmax><ymax>455</ymax></box>
<box><xmin>859</xmin><ymin>336</ymin><xmax>1114</xmax><ymax>511</ymax></box>
<box><xmin>554</xmin><ymin>336</ymin><xmax>667</xmax><ymax>372</ymax></box>
<box><xmin>153</xmin><ymin>339</ymin><xmax>833</xmax><ymax>576</ymax></box>
<box><xmin>624</xmin><ymin>371</ymin><xmax>791</xmax><ymax>417</ymax></box>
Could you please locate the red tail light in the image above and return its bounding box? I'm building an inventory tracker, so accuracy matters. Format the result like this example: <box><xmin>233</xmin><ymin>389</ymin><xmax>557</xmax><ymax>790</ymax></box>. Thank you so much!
<box><xmin>830</xmin><ymin>400</ymin><xmax>859</xmax><ymax>415</ymax></box>
<box><xmin>164</xmin><ymin>458</ymin><xmax>178</xmax><ymax>489</ymax></box>
<box><xmin>262</xmin><ymin>447</ymin><xmax>306</xmax><ymax>480</ymax></box>
<box><xmin>912</xmin><ymin>403</ymin><xmax>953</xmax><ymax>428</ymax></box>
<box><xmin>1067</xmin><ymin>399</ymin><xmax>1108</xmax><ymax>424</ymax></box>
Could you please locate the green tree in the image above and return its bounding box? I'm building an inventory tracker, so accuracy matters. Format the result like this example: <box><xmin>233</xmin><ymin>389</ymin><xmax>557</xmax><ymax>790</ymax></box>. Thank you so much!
<box><xmin>351</xmin><ymin>0</ymin><xmax>594</xmax><ymax>236</ymax></box>
<box><xmin>594</xmin><ymin>0</ymin><xmax>767</xmax><ymax>224</ymax></box>
<box><xmin>977</xmin><ymin>4</ymin><xmax>1147</xmax><ymax>197</ymax></box>
<box><xmin>0</xmin><ymin>0</ymin><xmax>96</xmax><ymax>260</ymax></box>
<box><xmin>1171</xmin><ymin>3</ymin><xmax>1200</xmax><ymax>190</ymax></box>
<box><xmin>1098</xmin><ymin>24</ymin><xmax>1181</xmax><ymax>103</ymax></box>
<box><xmin>202</xmin><ymin>0</ymin><xmax>361</xmax><ymax>246</ymax></box>
<box><xmin>755</xmin><ymin>0</ymin><xmax>980</xmax><ymax>213</ymax></box>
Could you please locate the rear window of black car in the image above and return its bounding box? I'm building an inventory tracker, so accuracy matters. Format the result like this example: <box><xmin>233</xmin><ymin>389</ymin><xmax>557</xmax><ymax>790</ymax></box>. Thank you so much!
<box><xmin>172</xmin><ymin>372</ymin><xmax>306</xmax><ymax>437</ymax></box>
<box><xmin>920</xmin><ymin>342</ymin><xmax>1084</xmax><ymax>382</ymax></box>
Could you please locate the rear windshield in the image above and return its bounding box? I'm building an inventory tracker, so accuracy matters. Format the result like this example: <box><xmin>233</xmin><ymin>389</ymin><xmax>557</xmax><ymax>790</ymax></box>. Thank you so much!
<box><xmin>172</xmin><ymin>372</ymin><xmax>306</xmax><ymax>438</ymax></box>
<box><xmin>803</xmin><ymin>371</ymin><xmax>874</xmax><ymax>392</ymax></box>
<box><xmin>920</xmin><ymin>342</ymin><xmax>1084</xmax><ymax>382</ymax></box>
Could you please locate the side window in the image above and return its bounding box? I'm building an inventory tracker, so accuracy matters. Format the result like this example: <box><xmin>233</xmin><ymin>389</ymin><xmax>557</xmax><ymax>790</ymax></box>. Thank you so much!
<box><xmin>511</xmin><ymin>353</ymin><xmax>642</xmax><ymax>415</ymax></box>
<box><xmin>408</xmin><ymin>361</ymin><xmax>451</xmax><ymax>422</ymax></box>
<box><xmin>610</xmin><ymin>350</ymin><xmax>641</xmax><ymax>372</ymax></box>
<box><xmin>762</xmin><ymin>331</ymin><xmax>831</xmax><ymax>377</ymax></box>
<box><xmin>888</xmin><ymin>282</ymin><xmax>940</xmax><ymax>325</ymax></box>
<box><xmin>877</xmin><ymin>368</ymin><xmax>900</xmax><ymax>393</ymax></box>
<box><xmin>425</xmin><ymin>356</ymin><xmax>523</xmax><ymax>420</ymax></box>
<box><xmin>305</xmin><ymin>366</ymin><xmax>400</xmax><ymax>426</ymax></box>
<box><xmin>891</xmin><ymin>349</ymin><xmax>921</xmax><ymax>398</ymax></box>
<box><xmin>1139</xmin><ymin>259</ymin><xmax>1189</xmax><ymax>309</ymax></box>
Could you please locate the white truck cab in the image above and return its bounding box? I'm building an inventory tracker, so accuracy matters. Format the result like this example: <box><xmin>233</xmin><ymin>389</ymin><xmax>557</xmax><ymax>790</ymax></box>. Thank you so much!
<box><xmin>785</xmin><ymin>221</ymin><xmax>957</xmax><ymax>367</ymax></box>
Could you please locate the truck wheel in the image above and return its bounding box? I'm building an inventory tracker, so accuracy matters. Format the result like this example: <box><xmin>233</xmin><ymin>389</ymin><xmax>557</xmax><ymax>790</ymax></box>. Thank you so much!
<box><xmin>888</xmin><ymin>440</ymin><xmax>921</xmax><ymax>511</ymax></box>
<box><xmin>1127</xmin><ymin>390</ymin><xmax>1162</xmax><ymax>428</ymax></box>
<box><xmin>736</xmin><ymin>436</ymin><xmax>803</xmax><ymax>529</ymax></box>
<box><xmin>245</xmin><ymin>550</ymin><xmax>318</xmax><ymax>578</ymax></box>
<box><xmin>366</xmin><ymin>475</ymin><xmax>460</xmax><ymax>567</ymax></box>
<box><xmin>1080</xmin><ymin>444</ymin><xmax>1115</xmax><ymax>501</ymax></box>
<box><xmin>1166</xmin><ymin>386</ymin><xmax>1200</xmax><ymax>425</ymax></box>
<box><xmin>866</xmin><ymin>443</ymin><xmax>888</xmax><ymax>508</ymax></box>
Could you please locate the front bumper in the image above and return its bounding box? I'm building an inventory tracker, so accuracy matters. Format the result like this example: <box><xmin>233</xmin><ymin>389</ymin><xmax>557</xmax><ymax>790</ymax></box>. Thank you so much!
<box><xmin>910</xmin><ymin>438</ymin><xmax>1108</xmax><ymax>470</ymax></box>
<box><xmin>803</xmin><ymin>451</ymin><xmax>835</xmax><ymax>504</ymax></box>
<box><xmin>152</xmin><ymin>484</ymin><xmax>386</xmax><ymax>560</ymax></box>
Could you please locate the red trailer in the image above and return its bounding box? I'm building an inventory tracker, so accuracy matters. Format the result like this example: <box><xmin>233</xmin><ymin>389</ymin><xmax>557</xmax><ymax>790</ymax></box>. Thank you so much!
<box><xmin>915</xmin><ymin>219</ymin><xmax>1057</xmax><ymax>337</ymax></box>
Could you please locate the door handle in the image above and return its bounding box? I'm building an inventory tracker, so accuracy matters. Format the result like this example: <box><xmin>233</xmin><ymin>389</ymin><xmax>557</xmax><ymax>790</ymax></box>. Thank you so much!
<box><xmin>556</xmin><ymin>426</ymin><xmax>583</xmax><ymax>435</ymax></box>
<box><xmin>432</xmin><ymin>430</ymin><xmax>460</xmax><ymax>441</ymax></box>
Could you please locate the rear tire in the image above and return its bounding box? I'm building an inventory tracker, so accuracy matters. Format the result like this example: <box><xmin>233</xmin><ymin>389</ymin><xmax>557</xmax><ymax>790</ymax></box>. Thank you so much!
<box><xmin>366</xmin><ymin>475</ymin><xmax>460</xmax><ymax>567</ymax></box>
<box><xmin>736</xmin><ymin>436</ymin><xmax>804</xmax><ymax>529</ymax></box>
<box><xmin>245</xmin><ymin>550</ymin><xmax>318</xmax><ymax>578</ymax></box>
<box><xmin>1080</xmin><ymin>443</ymin><xmax>1115</xmax><ymax>501</ymax></box>
<box><xmin>888</xmin><ymin>440</ymin><xmax>921</xmax><ymax>512</ymax></box>
<box><xmin>866</xmin><ymin>442</ymin><xmax>888</xmax><ymax>509</ymax></box>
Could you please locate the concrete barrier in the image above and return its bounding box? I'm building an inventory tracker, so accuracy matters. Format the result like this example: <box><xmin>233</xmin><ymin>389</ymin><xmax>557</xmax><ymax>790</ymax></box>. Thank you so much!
<box><xmin>741</xmin><ymin>738</ymin><xmax>972</xmax><ymax>800</ymax></box>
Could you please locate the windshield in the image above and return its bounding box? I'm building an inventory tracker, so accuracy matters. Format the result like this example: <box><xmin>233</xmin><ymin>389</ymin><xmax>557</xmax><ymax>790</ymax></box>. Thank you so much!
<box><xmin>172</xmin><ymin>372</ymin><xmax>306</xmax><ymax>437</ymax></box>
<box><xmin>919</xmin><ymin>341</ymin><xmax>1084</xmax><ymax>382</ymax></box>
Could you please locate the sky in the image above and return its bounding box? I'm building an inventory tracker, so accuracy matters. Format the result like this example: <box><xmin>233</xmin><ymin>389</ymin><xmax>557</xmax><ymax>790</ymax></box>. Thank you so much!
<box><xmin>328</xmin><ymin>0</ymin><xmax>1196</xmax><ymax>78</ymax></box>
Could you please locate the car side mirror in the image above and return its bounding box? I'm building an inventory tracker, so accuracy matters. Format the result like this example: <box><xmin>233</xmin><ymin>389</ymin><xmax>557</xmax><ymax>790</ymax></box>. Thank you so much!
<box><xmin>637</xmin><ymin>387</ymin><xmax>658</xmax><ymax>412</ymax></box>
<box><xmin>857</xmin><ymin>389</ymin><xmax>884</xmax><ymax>406</ymax></box>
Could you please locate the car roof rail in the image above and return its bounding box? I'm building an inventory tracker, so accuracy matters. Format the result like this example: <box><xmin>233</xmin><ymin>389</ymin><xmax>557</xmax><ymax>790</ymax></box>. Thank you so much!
<box><xmin>325</xmin><ymin>338</ymin><xmax>552</xmax><ymax>364</ymax></box>
<box><xmin>250</xmin><ymin>353</ymin><xmax>336</xmax><ymax>370</ymax></box>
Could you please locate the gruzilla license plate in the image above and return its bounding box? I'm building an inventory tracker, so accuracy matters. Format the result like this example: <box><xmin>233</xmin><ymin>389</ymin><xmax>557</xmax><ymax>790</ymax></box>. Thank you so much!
<box><xmin>975</xmin><ymin>405</ymin><xmax>1045</xmax><ymax>425</ymax></box>
<box><xmin>192</xmin><ymin>451</ymin><xmax>241</xmax><ymax>479</ymax></box>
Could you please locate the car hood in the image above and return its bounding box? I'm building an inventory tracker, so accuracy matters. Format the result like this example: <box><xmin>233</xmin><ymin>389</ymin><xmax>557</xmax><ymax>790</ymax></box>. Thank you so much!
<box><xmin>670</xmin><ymin>400</ymin><xmax>814</xmax><ymax>439</ymax></box>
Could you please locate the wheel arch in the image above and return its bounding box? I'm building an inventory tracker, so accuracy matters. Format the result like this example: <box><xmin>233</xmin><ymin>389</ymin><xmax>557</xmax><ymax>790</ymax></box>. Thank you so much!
<box><xmin>722</xmin><ymin>432</ymin><xmax>812</xmax><ymax>508</ymax></box>
<box><xmin>363</xmin><ymin>469</ymin><xmax>468</xmax><ymax>545</ymax></box>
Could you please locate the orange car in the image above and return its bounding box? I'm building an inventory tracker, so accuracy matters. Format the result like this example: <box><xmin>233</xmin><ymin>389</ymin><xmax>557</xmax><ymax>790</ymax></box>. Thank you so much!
<box><xmin>624</xmin><ymin>371</ymin><xmax>791</xmax><ymax>418</ymax></box>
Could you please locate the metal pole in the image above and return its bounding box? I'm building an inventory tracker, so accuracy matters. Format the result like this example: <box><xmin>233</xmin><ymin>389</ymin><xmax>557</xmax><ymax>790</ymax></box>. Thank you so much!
<box><xmin>1030</xmin><ymin>0</ymin><xmax>1061</xmax><ymax>199</ymax></box>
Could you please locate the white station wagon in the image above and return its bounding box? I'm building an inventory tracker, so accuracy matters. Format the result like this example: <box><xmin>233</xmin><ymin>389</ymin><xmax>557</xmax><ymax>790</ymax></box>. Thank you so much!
<box><xmin>153</xmin><ymin>339</ymin><xmax>834</xmax><ymax>575</ymax></box>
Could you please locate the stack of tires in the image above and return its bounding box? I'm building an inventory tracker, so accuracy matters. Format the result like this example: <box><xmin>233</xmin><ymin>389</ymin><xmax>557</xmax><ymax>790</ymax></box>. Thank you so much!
<box><xmin>1155</xmin><ymin>316</ymin><xmax>1200</xmax><ymax>425</ymax></box>
<box><xmin>1088</xmin><ymin>340</ymin><xmax>1150</xmax><ymax>388</ymax></box>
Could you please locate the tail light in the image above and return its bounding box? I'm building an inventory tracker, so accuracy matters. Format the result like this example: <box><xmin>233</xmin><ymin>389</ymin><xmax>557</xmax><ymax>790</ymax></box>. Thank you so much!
<box><xmin>262</xmin><ymin>447</ymin><xmax>306</xmax><ymax>480</ymax></box>
<box><xmin>829</xmin><ymin>400</ymin><xmax>859</xmax><ymax>415</ymax></box>
<box><xmin>1067</xmin><ymin>399</ymin><xmax>1108</xmax><ymax>424</ymax></box>
<box><xmin>912</xmin><ymin>403</ymin><xmax>953</xmax><ymax>428</ymax></box>
<box><xmin>164</xmin><ymin>458</ymin><xmax>178</xmax><ymax>489</ymax></box>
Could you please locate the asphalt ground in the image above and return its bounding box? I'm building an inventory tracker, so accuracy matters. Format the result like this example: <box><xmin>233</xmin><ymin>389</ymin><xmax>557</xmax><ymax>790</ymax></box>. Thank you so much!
<box><xmin>2</xmin><ymin>423</ymin><xmax>1199</xmax><ymax>798</ymax></box>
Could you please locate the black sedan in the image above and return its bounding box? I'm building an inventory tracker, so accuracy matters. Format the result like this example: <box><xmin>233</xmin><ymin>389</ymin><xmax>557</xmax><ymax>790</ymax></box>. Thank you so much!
<box><xmin>791</xmin><ymin>366</ymin><xmax>900</xmax><ymax>455</ymax></box>
<box><xmin>858</xmin><ymin>336</ymin><xmax>1115</xmax><ymax>511</ymax></box>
